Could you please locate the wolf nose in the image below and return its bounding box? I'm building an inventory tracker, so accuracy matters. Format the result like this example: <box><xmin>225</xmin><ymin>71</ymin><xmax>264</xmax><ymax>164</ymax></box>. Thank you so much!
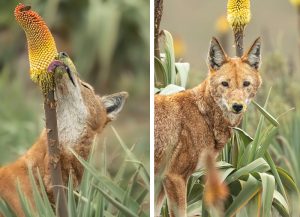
<box><xmin>232</xmin><ymin>103</ymin><xmax>243</xmax><ymax>113</ymax></box>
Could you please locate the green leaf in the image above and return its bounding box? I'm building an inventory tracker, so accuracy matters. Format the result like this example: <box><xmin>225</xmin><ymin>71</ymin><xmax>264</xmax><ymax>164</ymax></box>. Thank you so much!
<box><xmin>36</xmin><ymin>170</ymin><xmax>55</xmax><ymax>216</ymax></box>
<box><xmin>226</xmin><ymin>158</ymin><xmax>270</xmax><ymax>184</ymax></box>
<box><xmin>16</xmin><ymin>181</ymin><xmax>34</xmax><ymax>217</ymax></box>
<box><xmin>28</xmin><ymin>169</ymin><xmax>48</xmax><ymax>216</ymax></box>
<box><xmin>161</xmin><ymin>30</ymin><xmax>176</xmax><ymax>84</ymax></box>
<box><xmin>220</xmin><ymin>168</ymin><xmax>235</xmax><ymax>182</ymax></box>
<box><xmin>264</xmin><ymin>152</ymin><xmax>288</xmax><ymax>202</ymax></box>
<box><xmin>259</xmin><ymin>173</ymin><xmax>275</xmax><ymax>217</ymax></box>
<box><xmin>155</xmin><ymin>57</ymin><xmax>167</xmax><ymax>87</ymax></box>
<box><xmin>216</xmin><ymin>161</ymin><xmax>233</xmax><ymax>169</ymax></box>
<box><xmin>121</xmin><ymin>167</ymin><xmax>140</xmax><ymax>216</ymax></box>
<box><xmin>232</xmin><ymin>127</ymin><xmax>253</xmax><ymax>145</ymax></box>
<box><xmin>246</xmin><ymin>106</ymin><xmax>265</xmax><ymax>165</ymax></box>
<box><xmin>67</xmin><ymin>176</ymin><xmax>77</xmax><ymax>217</ymax></box>
<box><xmin>112</xmin><ymin>127</ymin><xmax>150</xmax><ymax>190</ymax></box>
<box><xmin>94</xmin><ymin>185</ymin><xmax>139</xmax><ymax>217</ymax></box>
<box><xmin>225</xmin><ymin>175</ymin><xmax>261</xmax><ymax>217</ymax></box>
<box><xmin>277</xmin><ymin>167</ymin><xmax>299</xmax><ymax>193</ymax></box>
<box><xmin>187</xmin><ymin>200</ymin><xmax>202</xmax><ymax>216</ymax></box>
<box><xmin>0</xmin><ymin>198</ymin><xmax>17</xmax><ymax>217</ymax></box>
<box><xmin>252</xmin><ymin>101</ymin><xmax>279</xmax><ymax>127</ymax></box>
<box><xmin>255</xmin><ymin>126</ymin><xmax>277</xmax><ymax>159</ymax></box>
<box><xmin>70</xmin><ymin>148</ymin><xmax>147</xmax><ymax>216</ymax></box>
<box><xmin>272</xmin><ymin>191</ymin><xmax>289</xmax><ymax>217</ymax></box>
<box><xmin>175</xmin><ymin>62</ymin><xmax>190</xmax><ymax>88</ymax></box>
<box><xmin>244</xmin><ymin>193</ymin><xmax>260</xmax><ymax>217</ymax></box>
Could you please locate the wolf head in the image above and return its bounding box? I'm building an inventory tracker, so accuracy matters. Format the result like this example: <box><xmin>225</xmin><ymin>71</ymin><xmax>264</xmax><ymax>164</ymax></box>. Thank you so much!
<box><xmin>48</xmin><ymin>52</ymin><xmax>128</xmax><ymax>147</ymax></box>
<box><xmin>207</xmin><ymin>37</ymin><xmax>262</xmax><ymax>121</ymax></box>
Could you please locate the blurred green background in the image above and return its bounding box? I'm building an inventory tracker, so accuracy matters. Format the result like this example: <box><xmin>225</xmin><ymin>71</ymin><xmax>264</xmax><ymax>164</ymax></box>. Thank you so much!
<box><xmin>0</xmin><ymin>0</ymin><xmax>150</xmax><ymax>173</ymax></box>
<box><xmin>161</xmin><ymin>0</ymin><xmax>300</xmax><ymax>131</ymax></box>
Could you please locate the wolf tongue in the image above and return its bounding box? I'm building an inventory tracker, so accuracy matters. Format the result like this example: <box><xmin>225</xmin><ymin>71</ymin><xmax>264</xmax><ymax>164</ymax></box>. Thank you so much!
<box><xmin>14</xmin><ymin>3</ymin><xmax>58</xmax><ymax>94</ymax></box>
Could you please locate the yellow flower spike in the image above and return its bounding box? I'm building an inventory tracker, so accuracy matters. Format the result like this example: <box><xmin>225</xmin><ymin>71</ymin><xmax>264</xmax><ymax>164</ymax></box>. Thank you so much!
<box><xmin>14</xmin><ymin>4</ymin><xmax>58</xmax><ymax>94</ymax></box>
<box><xmin>290</xmin><ymin>0</ymin><xmax>300</xmax><ymax>6</ymax></box>
<box><xmin>227</xmin><ymin>0</ymin><xmax>251</xmax><ymax>32</ymax></box>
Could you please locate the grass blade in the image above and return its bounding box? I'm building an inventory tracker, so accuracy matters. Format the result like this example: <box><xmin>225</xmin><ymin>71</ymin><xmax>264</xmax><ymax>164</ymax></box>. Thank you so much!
<box><xmin>94</xmin><ymin>185</ymin><xmax>139</xmax><ymax>217</ymax></box>
<box><xmin>252</xmin><ymin>101</ymin><xmax>279</xmax><ymax>127</ymax></box>
<box><xmin>112</xmin><ymin>127</ymin><xmax>150</xmax><ymax>190</ymax></box>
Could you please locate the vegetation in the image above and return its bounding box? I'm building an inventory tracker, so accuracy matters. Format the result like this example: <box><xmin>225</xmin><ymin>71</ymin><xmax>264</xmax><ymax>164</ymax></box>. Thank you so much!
<box><xmin>0</xmin><ymin>0</ymin><xmax>149</xmax><ymax>216</ymax></box>
<box><xmin>0</xmin><ymin>128</ymin><xmax>149</xmax><ymax>217</ymax></box>
<box><xmin>155</xmin><ymin>23</ymin><xmax>300</xmax><ymax>217</ymax></box>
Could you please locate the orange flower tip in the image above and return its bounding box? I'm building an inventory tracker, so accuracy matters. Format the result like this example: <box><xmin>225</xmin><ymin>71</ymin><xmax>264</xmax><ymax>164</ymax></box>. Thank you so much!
<box><xmin>14</xmin><ymin>4</ymin><xmax>32</xmax><ymax>20</ymax></box>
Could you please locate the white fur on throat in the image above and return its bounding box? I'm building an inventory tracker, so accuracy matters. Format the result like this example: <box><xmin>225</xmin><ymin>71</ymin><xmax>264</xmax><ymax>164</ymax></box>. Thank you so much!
<box><xmin>55</xmin><ymin>77</ymin><xmax>88</xmax><ymax>147</ymax></box>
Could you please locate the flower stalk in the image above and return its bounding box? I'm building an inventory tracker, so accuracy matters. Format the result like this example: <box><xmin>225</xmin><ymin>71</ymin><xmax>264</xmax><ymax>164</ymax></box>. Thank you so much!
<box><xmin>227</xmin><ymin>0</ymin><xmax>251</xmax><ymax>57</ymax></box>
<box><xmin>15</xmin><ymin>4</ymin><xmax>68</xmax><ymax>217</ymax></box>
<box><xmin>154</xmin><ymin>0</ymin><xmax>163</xmax><ymax>59</ymax></box>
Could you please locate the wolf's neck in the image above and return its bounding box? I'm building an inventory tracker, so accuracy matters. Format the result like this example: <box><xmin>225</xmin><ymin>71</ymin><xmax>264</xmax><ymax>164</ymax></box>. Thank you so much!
<box><xmin>55</xmin><ymin>87</ymin><xmax>90</xmax><ymax>148</ymax></box>
<box><xmin>192</xmin><ymin>81</ymin><xmax>242</xmax><ymax>150</ymax></box>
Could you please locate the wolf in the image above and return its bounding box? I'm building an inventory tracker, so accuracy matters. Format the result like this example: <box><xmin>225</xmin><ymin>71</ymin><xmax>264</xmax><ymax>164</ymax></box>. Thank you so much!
<box><xmin>0</xmin><ymin>52</ymin><xmax>128</xmax><ymax>217</ymax></box>
<box><xmin>154</xmin><ymin>37</ymin><xmax>262</xmax><ymax>217</ymax></box>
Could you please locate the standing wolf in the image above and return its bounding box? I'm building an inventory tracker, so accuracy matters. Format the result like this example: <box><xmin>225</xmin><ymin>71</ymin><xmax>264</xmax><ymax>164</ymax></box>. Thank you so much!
<box><xmin>155</xmin><ymin>37</ymin><xmax>262</xmax><ymax>217</ymax></box>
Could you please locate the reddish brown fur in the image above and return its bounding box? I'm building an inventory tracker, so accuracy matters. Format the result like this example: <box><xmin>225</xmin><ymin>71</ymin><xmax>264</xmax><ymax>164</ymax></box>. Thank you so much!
<box><xmin>155</xmin><ymin>38</ymin><xmax>262</xmax><ymax>217</ymax></box>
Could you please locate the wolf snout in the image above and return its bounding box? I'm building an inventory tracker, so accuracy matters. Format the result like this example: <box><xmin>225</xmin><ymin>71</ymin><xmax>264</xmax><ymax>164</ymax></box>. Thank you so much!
<box><xmin>232</xmin><ymin>103</ymin><xmax>243</xmax><ymax>113</ymax></box>
<box><xmin>47</xmin><ymin>60</ymin><xmax>64</xmax><ymax>73</ymax></box>
<box><xmin>47</xmin><ymin>60</ymin><xmax>76</xmax><ymax>86</ymax></box>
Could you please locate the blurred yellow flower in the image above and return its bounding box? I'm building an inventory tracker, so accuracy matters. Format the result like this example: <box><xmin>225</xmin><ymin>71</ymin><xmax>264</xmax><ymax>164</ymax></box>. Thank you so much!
<box><xmin>173</xmin><ymin>36</ymin><xmax>186</xmax><ymax>59</ymax></box>
<box><xmin>216</xmin><ymin>15</ymin><xmax>230</xmax><ymax>33</ymax></box>
<box><xmin>290</xmin><ymin>0</ymin><xmax>300</xmax><ymax>6</ymax></box>
<box><xmin>227</xmin><ymin>0</ymin><xmax>251</xmax><ymax>31</ymax></box>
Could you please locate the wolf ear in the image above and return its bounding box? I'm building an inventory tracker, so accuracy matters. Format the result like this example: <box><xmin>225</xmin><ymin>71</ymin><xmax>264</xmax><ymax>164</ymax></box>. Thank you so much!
<box><xmin>243</xmin><ymin>37</ymin><xmax>261</xmax><ymax>70</ymax></box>
<box><xmin>207</xmin><ymin>37</ymin><xmax>228</xmax><ymax>70</ymax></box>
<box><xmin>102</xmin><ymin>92</ymin><xmax>128</xmax><ymax>121</ymax></box>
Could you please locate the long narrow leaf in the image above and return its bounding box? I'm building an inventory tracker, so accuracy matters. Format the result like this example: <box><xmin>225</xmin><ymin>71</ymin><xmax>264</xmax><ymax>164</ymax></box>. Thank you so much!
<box><xmin>272</xmin><ymin>191</ymin><xmax>289</xmax><ymax>217</ymax></box>
<box><xmin>226</xmin><ymin>158</ymin><xmax>270</xmax><ymax>184</ymax></box>
<box><xmin>225</xmin><ymin>175</ymin><xmax>261</xmax><ymax>217</ymax></box>
<box><xmin>112</xmin><ymin>127</ymin><xmax>150</xmax><ymax>190</ymax></box>
<box><xmin>252</xmin><ymin>101</ymin><xmax>279</xmax><ymax>127</ymax></box>
<box><xmin>94</xmin><ymin>185</ymin><xmax>139</xmax><ymax>217</ymax></box>
<box><xmin>259</xmin><ymin>173</ymin><xmax>275</xmax><ymax>217</ymax></box>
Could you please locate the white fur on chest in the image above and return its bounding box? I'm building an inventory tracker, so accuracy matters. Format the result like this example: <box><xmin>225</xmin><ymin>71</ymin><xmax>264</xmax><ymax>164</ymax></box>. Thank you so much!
<box><xmin>55</xmin><ymin>82</ymin><xmax>88</xmax><ymax>147</ymax></box>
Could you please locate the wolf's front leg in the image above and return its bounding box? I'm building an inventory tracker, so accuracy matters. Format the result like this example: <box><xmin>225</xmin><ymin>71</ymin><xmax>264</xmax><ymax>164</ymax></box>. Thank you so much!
<box><xmin>164</xmin><ymin>173</ymin><xmax>187</xmax><ymax>217</ymax></box>
<box><xmin>154</xmin><ymin>185</ymin><xmax>166</xmax><ymax>217</ymax></box>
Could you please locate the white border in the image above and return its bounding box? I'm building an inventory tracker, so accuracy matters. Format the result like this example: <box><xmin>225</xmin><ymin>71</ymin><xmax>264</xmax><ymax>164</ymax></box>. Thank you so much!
<box><xmin>149</xmin><ymin>0</ymin><xmax>154</xmax><ymax>216</ymax></box>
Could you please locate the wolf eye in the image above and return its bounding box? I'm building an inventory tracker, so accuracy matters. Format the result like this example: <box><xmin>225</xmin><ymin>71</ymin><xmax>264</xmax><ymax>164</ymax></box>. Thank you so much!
<box><xmin>61</xmin><ymin>52</ymin><xmax>69</xmax><ymax>57</ymax></box>
<box><xmin>221</xmin><ymin>81</ymin><xmax>229</xmax><ymax>87</ymax></box>
<box><xmin>243</xmin><ymin>81</ymin><xmax>250</xmax><ymax>87</ymax></box>
<box><xmin>81</xmin><ymin>82</ymin><xmax>92</xmax><ymax>90</ymax></box>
